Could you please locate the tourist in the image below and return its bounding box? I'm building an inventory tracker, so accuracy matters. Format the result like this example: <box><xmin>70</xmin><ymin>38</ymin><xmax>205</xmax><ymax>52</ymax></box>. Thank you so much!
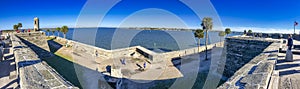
<box><xmin>286</xmin><ymin>34</ymin><xmax>293</xmax><ymax>61</ymax></box>
<box><xmin>143</xmin><ymin>62</ymin><xmax>146</xmax><ymax>68</ymax></box>
<box><xmin>120</xmin><ymin>59</ymin><xmax>126</xmax><ymax>65</ymax></box>
<box><xmin>106</xmin><ymin>65</ymin><xmax>111</xmax><ymax>76</ymax></box>
<box><xmin>95</xmin><ymin>50</ymin><xmax>98</xmax><ymax>57</ymax></box>
<box><xmin>287</xmin><ymin>35</ymin><xmax>293</xmax><ymax>50</ymax></box>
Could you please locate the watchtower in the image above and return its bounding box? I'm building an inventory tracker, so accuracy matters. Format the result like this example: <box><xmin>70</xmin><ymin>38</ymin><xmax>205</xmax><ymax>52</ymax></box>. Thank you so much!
<box><xmin>34</xmin><ymin>17</ymin><xmax>39</xmax><ymax>31</ymax></box>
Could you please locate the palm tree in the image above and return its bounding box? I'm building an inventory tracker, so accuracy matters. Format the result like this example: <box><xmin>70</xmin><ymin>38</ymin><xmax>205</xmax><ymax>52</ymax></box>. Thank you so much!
<box><xmin>61</xmin><ymin>26</ymin><xmax>69</xmax><ymax>39</ymax></box>
<box><xmin>201</xmin><ymin>17</ymin><xmax>213</xmax><ymax>60</ymax></box>
<box><xmin>18</xmin><ymin>23</ymin><xmax>22</xmax><ymax>29</ymax></box>
<box><xmin>194</xmin><ymin>29</ymin><xmax>204</xmax><ymax>52</ymax></box>
<box><xmin>248</xmin><ymin>30</ymin><xmax>253</xmax><ymax>36</ymax></box>
<box><xmin>225</xmin><ymin>28</ymin><xmax>231</xmax><ymax>36</ymax></box>
<box><xmin>46</xmin><ymin>29</ymin><xmax>50</xmax><ymax>36</ymax></box>
<box><xmin>13</xmin><ymin>25</ymin><xmax>18</xmax><ymax>31</ymax></box>
<box><xmin>218</xmin><ymin>31</ymin><xmax>226</xmax><ymax>44</ymax></box>
<box><xmin>56</xmin><ymin>27</ymin><xmax>61</xmax><ymax>37</ymax></box>
<box><xmin>248</xmin><ymin>30</ymin><xmax>252</xmax><ymax>34</ymax></box>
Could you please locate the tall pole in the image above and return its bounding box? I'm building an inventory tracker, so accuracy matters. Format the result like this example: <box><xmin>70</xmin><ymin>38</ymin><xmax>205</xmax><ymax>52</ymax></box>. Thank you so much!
<box><xmin>294</xmin><ymin>24</ymin><xmax>296</xmax><ymax>35</ymax></box>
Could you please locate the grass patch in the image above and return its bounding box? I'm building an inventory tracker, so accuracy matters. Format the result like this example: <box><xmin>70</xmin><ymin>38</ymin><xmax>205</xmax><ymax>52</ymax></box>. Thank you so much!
<box><xmin>131</xmin><ymin>58</ymin><xmax>144</xmax><ymax>62</ymax></box>
<box><xmin>46</xmin><ymin>36</ymin><xmax>56</xmax><ymax>40</ymax></box>
<box><xmin>55</xmin><ymin>52</ymin><xmax>74</xmax><ymax>62</ymax></box>
<box><xmin>42</xmin><ymin>56</ymin><xmax>82</xmax><ymax>88</ymax></box>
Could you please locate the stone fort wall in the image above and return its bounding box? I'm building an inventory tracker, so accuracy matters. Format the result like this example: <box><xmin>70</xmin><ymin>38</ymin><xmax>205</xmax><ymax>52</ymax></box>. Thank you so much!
<box><xmin>218</xmin><ymin>36</ymin><xmax>280</xmax><ymax>89</ymax></box>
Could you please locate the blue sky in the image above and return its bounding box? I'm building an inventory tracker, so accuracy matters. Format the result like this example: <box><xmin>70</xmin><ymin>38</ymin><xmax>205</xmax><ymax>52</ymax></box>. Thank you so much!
<box><xmin>0</xmin><ymin>0</ymin><xmax>300</xmax><ymax>32</ymax></box>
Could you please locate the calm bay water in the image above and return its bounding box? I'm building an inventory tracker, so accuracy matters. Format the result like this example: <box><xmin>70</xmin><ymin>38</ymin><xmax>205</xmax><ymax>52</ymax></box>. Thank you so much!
<box><xmin>46</xmin><ymin>28</ymin><xmax>241</xmax><ymax>52</ymax></box>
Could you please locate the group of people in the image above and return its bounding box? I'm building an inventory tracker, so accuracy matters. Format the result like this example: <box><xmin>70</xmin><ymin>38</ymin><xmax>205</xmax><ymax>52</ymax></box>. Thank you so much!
<box><xmin>120</xmin><ymin>58</ymin><xmax>147</xmax><ymax>70</ymax></box>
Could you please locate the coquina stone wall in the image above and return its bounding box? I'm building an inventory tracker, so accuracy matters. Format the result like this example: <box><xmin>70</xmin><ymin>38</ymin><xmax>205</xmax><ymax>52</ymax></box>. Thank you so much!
<box><xmin>56</xmin><ymin>36</ymin><xmax>223</xmax><ymax>62</ymax></box>
<box><xmin>247</xmin><ymin>33</ymin><xmax>300</xmax><ymax>40</ymax></box>
<box><xmin>12</xmin><ymin>34</ymin><xmax>78</xmax><ymax>89</ymax></box>
<box><xmin>218</xmin><ymin>36</ymin><xmax>280</xmax><ymax>89</ymax></box>
<box><xmin>222</xmin><ymin>37</ymin><xmax>273</xmax><ymax>77</ymax></box>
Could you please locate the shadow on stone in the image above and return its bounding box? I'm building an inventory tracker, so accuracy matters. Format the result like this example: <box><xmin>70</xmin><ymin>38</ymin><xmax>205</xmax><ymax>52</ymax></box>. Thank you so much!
<box><xmin>47</xmin><ymin>39</ymin><xmax>63</xmax><ymax>53</ymax></box>
<box><xmin>279</xmin><ymin>70</ymin><xmax>300</xmax><ymax>76</ymax></box>
<box><xmin>0</xmin><ymin>78</ymin><xmax>18</xmax><ymax>89</ymax></box>
<box><xmin>276</xmin><ymin>64</ymin><xmax>300</xmax><ymax>70</ymax></box>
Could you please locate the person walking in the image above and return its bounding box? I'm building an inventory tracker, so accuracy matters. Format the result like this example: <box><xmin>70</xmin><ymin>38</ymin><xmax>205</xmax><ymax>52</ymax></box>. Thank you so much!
<box><xmin>143</xmin><ymin>62</ymin><xmax>146</xmax><ymax>68</ymax></box>
<box><xmin>286</xmin><ymin>34</ymin><xmax>293</xmax><ymax>61</ymax></box>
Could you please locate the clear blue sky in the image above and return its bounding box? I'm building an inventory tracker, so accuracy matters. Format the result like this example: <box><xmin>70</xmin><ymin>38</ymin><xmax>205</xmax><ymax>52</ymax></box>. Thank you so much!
<box><xmin>0</xmin><ymin>0</ymin><xmax>300</xmax><ymax>32</ymax></box>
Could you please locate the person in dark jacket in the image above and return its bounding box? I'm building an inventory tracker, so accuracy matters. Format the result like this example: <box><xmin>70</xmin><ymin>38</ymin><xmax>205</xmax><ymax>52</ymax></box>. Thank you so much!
<box><xmin>287</xmin><ymin>35</ymin><xmax>293</xmax><ymax>50</ymax></box>
<box><xmin>286</xmin><ymin>34</ymin><xmax>294</xmax><ymax>61</ymax></box>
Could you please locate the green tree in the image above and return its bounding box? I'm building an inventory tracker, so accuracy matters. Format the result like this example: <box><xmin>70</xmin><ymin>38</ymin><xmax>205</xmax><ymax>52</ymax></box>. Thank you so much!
<box><xmin>201</xmin><ymin>17</ymin><xmax>213</xmax><ymax>60</ymax></box>
<box><xmin>194</xmin><ymin>29</ymin><xmax>204</xmax><ymax>52</ymax></box>
<box><xmin>244</xmin><ymin>30</ymin><xmax>247</xmax><ymax>35</ymax></box>
<box><xmin>56</xmin><ymin>27</ymin><xmax>61</xmax><ymax>37</ymax></box>
<box><xmin>248</xmin><ymin>30</ymin><xmax>252</xmax><ymax>34</ymax></box>
<box><xmin>46</xmin><ymin>29</ymin><xmax>50</xmax><ymax>36</ymax></box>
<box><xmin>13</xmin><ymin>25</ymin><xmax>18</xmax><ymax>31</ymax></box>
<box><xmin>61</xmin><ymin>26</ymin><xmax>69</xmax><ymax>39</ymax></box>
<box><xmin>225</xmin><ymin>28</ymin><xmax>231</xmax><ymax>36</ymax></box>
<box><xmin>218</xmin><ymin>31</ymin><xmax>226</xmax><ymax>43</ymax></box>
<box><xmin>18</xmin><ymin>23</ymin><xmax>22</xmax><ymax>29</ymax></box>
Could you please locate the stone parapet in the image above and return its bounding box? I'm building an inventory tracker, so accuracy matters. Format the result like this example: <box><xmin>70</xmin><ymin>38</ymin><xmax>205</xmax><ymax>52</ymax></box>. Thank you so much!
<box><xmin>218</xmin><ymin>36</ymin><xmax>280</xmax><ymax>89</ymax></box>
<box><xmin>11</xmin><ymin>34</ymin><xmax>78</xmax><ymax>89</ymax></box>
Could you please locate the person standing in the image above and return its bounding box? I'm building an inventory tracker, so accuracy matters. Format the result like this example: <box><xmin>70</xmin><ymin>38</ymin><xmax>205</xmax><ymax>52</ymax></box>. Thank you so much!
<box><xmin>287</xmin><ymin>35</ymin><xmax>294</xmax><ymax>50</ymax></box>
<box><xmin>143</xmin><ymin>62</ymin><xmax>146</xmax><ymax>68</ymax></box>
<box><xmin>286</xmin><ymin>34</ymin><xmax>293</xmax><ymax>61</ymax></box>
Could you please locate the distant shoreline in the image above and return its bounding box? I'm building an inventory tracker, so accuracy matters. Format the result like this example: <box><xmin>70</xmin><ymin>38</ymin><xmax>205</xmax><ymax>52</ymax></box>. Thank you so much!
<box><xmin>2</xmin><ymin>27</ymin><xmax>237</xmax><ymax>33</ymax></box>
<box><xmin>3</xmin><ymin>26</ymin><xmax>298</xmax><ymax>34</ymax></box>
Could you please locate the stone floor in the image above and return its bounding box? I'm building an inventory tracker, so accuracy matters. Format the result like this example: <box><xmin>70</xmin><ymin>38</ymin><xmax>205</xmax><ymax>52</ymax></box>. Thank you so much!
<box><xmin>275</xmin><ymin>52</ymin><xmax>300</xmax><ymax>89</ymax></box>
<box><xmin>0</xmin><ymin>47</ymin><xmax>19</xmax><ymax>89</ymax></box>
<box><xmin>272</xmin><ymin>40</ymin><xmax>300</xmax><ymax>89</ymax></box>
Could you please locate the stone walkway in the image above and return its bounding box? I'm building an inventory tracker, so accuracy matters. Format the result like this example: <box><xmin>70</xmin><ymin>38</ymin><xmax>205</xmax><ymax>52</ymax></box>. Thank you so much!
<box><xmin>0</xmin><ymin>47</ymin><xmax>18</xmax><ymax>89</ymax></box>
<box><xmin>275</xmin><ymin>52</ymin><xmax>300</xmax><ymax>89</ymax></box>
<box><xmin>272</xmin><ymin>40</ymin><xmax>300</xmax><ymax>89</ymax></box>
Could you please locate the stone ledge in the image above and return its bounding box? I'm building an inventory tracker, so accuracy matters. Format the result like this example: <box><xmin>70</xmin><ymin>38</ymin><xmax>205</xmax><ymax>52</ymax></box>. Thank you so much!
<box><xmin>218</xmin><ymin>37</ymin><xmax>280</xmax><ymax>89</ymax></box>
<box><xmin>11</xmin><ymin>34</ymin><xmax>79</xmax><ymax>89</ymax></box>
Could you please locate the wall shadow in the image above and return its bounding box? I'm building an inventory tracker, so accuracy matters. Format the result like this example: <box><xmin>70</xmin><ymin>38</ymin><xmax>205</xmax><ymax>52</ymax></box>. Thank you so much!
<box><xmin>276</xmin><ymin>64</ymin><xmax>300</xmax><ymax>70</ymax></box>
<box><xmin>47</xmin><ymin>39</ymin><xmax>63</xmax><ymax>53</ymax></box>
<box><xmin>16</xmin><ymin>36</ymin><xmax>82</xmax><ymax>88</ymax></box>
<box><xmin>0</xmin><ymin>59</ymin><xmax>15</xmax><ymax>79</ymax></box>
<box><xmin>279</xmin><ymin>70</ymin><xmax>300</xmax><ymax>76</ymax></box>
<box><xmin>0</xmin><ymin>78</ymin><xmax>18</xmax><ymax>89</ymax></box>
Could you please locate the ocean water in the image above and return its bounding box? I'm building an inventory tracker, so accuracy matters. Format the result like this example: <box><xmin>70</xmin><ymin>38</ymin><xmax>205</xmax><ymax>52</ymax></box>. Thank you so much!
<box><xmin>46</xmin><ymin>28</ymin><xmax>241</xmax><ymax>52</ymax></box>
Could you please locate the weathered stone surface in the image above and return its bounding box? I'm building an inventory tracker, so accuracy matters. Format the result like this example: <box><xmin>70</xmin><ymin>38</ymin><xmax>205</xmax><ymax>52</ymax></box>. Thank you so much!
<box><xmin>12</xmin><ymin>34</ymin><xmax>78</xmax><ymax>89</ymax></box>
<box><xmin>244</xmin><ymin>84</ymin><xmax>260</xmax><ymax>89</ymax></box>
<box><xmin>253</xmin><ymin>62</ymin><xmax>273</xmax><ymax>73</ymax></box>
<box><xmin>218</xmin><ymin>36</ymin><xmax>280</xmax><ymax>89</ymax></box>
<box><xmin>241</xmin><ymin>73</ymin><xmax>266</xmax><ymax>85</ymax></box>
<box><xmin>223</xmin><ymin>37</ymin><xmax>272</xmax><ymax>77</ymax></box>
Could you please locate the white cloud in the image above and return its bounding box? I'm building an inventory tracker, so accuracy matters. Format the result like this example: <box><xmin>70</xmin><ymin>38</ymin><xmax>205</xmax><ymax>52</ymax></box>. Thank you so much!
<box><xmin>225</xmin><ymin>26</ymin><xmax>300</xmax><ymax>34</ymax></box>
